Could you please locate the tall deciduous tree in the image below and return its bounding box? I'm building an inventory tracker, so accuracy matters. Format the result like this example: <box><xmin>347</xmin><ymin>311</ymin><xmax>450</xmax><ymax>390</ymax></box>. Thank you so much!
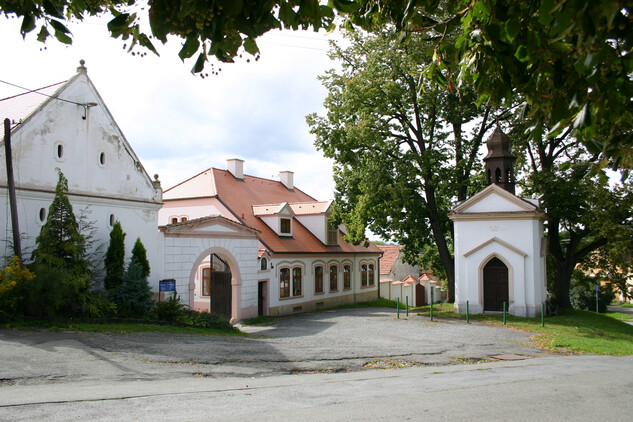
<box><xmin>509</xmin><ymin>116</ymin><xmax>633</xmax><ymax>309</ymax></box>
<box><xmin>104</xmin><ymin>221</ymin><xmax>125</xmax><ymax>291</ymax></box>
<box><xmin>307</xmin><ymin>29</ymin><xmax>498</xmax><ymax>302</ymax></box>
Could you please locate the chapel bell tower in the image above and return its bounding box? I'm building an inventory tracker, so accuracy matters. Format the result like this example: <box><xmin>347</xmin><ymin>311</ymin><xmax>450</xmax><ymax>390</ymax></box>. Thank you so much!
<box><xmin>483</xmin><ymin>126</ymin><xmax>516</xmax><ymax>194</ymax></box>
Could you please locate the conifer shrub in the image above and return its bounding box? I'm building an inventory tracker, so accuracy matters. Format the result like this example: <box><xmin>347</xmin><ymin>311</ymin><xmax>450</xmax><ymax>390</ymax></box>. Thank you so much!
<box><xmin>110</xmin><ymin>260</ymin><xmax>154</xmax><ymax>317</ymax></box>
<box><xmin>104</xmin><ymin>222</ymin><xmax>126</xmax><ymax>291</ymax></box>
<box><xmin>131</xmin><ymin>237</ymin><xmax>150</xmax><ymax>279</ymax></box>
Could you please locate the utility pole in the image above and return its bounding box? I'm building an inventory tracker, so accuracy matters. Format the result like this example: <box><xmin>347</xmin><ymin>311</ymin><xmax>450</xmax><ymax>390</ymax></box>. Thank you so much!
<box><xmin>4</xmin><ymin>118</ymin><xmax>22</xmax><ymax>264</ymax></box>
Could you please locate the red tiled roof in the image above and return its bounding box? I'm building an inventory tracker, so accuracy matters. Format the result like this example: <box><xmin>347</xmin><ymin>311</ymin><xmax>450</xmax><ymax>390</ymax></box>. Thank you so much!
<box><xmin>377</xmin><ymin>245</ymin><xmax>403</xmax><ymax>275</ymax></box>
<box><xmin>166</xmin><ymin>167</ymin><xmax>381</xmax><ymax>255</ymax></box>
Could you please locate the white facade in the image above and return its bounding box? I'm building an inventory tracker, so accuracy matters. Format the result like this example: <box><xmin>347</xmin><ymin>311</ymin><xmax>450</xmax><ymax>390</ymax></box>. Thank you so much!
<box><xmin>450</xmin><ymin>184</ymin><xmax>547</xmax><ymax>317</ymax></box>
<box><xmin>0</xmin><ymin>64</ymin><xmax>163</xmax><ymax>290</ymax></box>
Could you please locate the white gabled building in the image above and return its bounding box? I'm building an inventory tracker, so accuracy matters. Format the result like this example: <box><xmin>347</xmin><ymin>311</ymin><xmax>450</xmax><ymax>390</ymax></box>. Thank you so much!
<box><xmin>0</xmin><ymin>61</ymin><xmax>163</xmax><ymax>289</ymax></box>
<box><xmin>449</xmin><ymin>128</ymin><xmax>547</xmax><ymax>318</ymax></box>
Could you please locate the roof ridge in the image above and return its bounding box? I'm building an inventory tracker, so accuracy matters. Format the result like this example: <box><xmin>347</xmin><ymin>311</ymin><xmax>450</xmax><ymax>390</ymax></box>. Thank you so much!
<box><xmin>164</xmin><ymin>167</ymin><xmax>213</xmax><ymax>192</ymax></box>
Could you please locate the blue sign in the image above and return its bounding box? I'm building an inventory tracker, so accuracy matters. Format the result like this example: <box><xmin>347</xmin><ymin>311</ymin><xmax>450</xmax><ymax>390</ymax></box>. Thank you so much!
<box><xmin>594</xmin><ymin>285</ymin><xmax>600</xmax><ymax>292</ymax></box>
<box><xmin>159</xmin><ymin>279</ymin><xmax>176</xmax><ymax>292</ymax></box>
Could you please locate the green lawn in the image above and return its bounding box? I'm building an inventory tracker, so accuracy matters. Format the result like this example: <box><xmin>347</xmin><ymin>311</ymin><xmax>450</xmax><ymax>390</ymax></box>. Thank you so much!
<box><xmin>415</xmin><ymin>304</ymin><xmax>633</xmax><ymax>355</ymax></box>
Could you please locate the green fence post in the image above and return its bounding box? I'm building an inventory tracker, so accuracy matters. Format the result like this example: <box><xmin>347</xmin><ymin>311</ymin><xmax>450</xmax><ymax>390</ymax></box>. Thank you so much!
<box><xmin>430</xmin><ymin>300</ymin><xmax>434</xmax><ymax>321</ymax></box>
<box><xmin>397</xmin><ymin>298</ymin><xmax>400</xmax><ymax>319</ymax></box>
<box><xmin>406</xmin><ymin>296</ymin><xmax>409</xmax><ymax>317</ymax></box>
<box><xmin>466</xmin><ymin>301</ymin><xmax>470</xmax><ymax>323</ymax></box>
<box><xmin>541</xmin><ymin>303</ymin><xmax>545</xmax><ymax>327</ymax></box>
<box><xmin>503</xmin><ymin>301</ymin><xmax>507</xmax><ymax>325</ymax></box>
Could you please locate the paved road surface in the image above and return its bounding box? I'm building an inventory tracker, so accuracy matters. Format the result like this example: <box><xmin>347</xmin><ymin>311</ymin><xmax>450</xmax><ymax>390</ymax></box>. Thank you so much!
<box><xmin>1</xmin><ymin>307</ymin><xmax>632</xmax><ymax>420</ymax></box>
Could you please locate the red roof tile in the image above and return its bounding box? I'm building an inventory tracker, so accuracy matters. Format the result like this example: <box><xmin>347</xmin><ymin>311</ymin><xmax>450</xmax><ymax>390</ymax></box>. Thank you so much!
<box><xmin>377</xmin><ymin>245</ymin><xmax>403</xmax><ymax>275</ymax></box>
<box><xmin>166</xmin><ymin>167</ymin><xmax>381</xmax><ymax>256</ymax></box>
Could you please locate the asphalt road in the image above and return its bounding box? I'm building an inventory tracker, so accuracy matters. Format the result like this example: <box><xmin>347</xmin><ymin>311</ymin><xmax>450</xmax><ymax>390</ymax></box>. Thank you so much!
<box><xmin>1</xmin><ymin>307</ymin><xmax>631</xmax><ymax>420</ymax></box>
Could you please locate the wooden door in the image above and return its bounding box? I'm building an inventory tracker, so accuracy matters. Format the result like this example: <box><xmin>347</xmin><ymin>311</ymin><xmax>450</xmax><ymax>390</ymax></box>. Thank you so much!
<box><xmin>415</xmin><ymin>283</ymin><xmax>426</xmax><ymax>306</ymax></box>
<box><xmin>483</xmin><ymin>257</ymin><xmax>509</xmax><ymax>312</ymax></box>
<box><xmin>258</xmin><ymin>281</ymin><xmax>266</xmax><ymax>317</ymax></box>
<box><xmin>210</xmin><ymin>271</ymin><xmax>232</xmax><ymax>319</ymax></box>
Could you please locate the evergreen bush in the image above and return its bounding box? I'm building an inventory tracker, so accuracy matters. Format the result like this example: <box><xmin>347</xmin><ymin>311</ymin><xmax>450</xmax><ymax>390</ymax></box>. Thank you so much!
<box><xmin>104</xmin><ymin>222</ymin><xmax>125</xmax><ymax>291</ymax></box>
<box><xmin>110</xmin><ymin>260</ymin><xmax>154</xmax><ymax>317</ymax></box>
<box><xmin>131</xmin><ymin>238</ymin><xmax>150</xmax><ymax>279</ymax></box>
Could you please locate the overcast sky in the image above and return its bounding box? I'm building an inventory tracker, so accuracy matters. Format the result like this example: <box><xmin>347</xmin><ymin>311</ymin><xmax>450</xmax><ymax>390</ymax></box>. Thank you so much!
<box><xmin>0</xmin><ymin>15</ymin><xmax>339</xmax><ymax>201</ymax></box>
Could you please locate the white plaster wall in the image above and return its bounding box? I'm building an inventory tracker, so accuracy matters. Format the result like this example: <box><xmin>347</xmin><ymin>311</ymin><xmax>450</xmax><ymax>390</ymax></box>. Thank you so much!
<box><xmin>162</xmin><ymin>234</ymin><xmax>259</xmax><ymax>321</ymax></box>
<box><xmin>267</xmin><ymin>254</ymin><xmax>379</xmax><ymax>310</ymax></box>
<box><xmin>295</xmin><ymin>214</ymin><xmax>326</xmax><ymax>244</ymax></box>
<box><xmin>1</xmin><ymin>72</ymin><xmax>163</xmax><ymax>289</ymax></box>
<box><xmin>158</xmin><ymin>197</ymin><xmax>232</xmax><ymax>225</ymax></box>
<box><xmin>454</xmin><ymin>217</ymin><xmax>546</xmax><ymax>317</ymax></box>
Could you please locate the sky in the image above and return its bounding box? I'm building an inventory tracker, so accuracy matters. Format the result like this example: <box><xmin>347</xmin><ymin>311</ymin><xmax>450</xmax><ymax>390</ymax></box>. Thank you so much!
<box><xmin>0</xmin><ymin>14</ymin><xmax>340</xmax><ymax>201</ymax></box>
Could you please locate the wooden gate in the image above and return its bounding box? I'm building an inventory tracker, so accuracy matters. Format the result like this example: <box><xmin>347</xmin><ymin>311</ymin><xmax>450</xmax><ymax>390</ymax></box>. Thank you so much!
<box><xmin>483</xmin><ymin>257</ymin><xmax>509</xmax><ymax>311</ymax></box>
<box><xmin>415</xmin><ymin>283</ymin><xmax>426</xmax><ymax>306</ymax></box>
<box><xmin>209</xmin><ymin>254</ymin><xmax>232</xmax><ymax>319</ymax></box>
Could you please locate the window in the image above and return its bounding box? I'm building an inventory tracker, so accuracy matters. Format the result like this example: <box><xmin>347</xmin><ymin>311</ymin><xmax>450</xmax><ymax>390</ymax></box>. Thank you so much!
<box><xmin>99</xmin><ymin>152</ymin><xmax>105</xmax><ymax>165</ymax></box>
<box><xmin>171</xmin><ymin>217</ymin><xmax>178</xmax><ymax>224</ymax></box>
<box><xmin>315</xmin><ymin>266</ymin><xmax>324</xmax><ymax>293</ymax></box>
<box><xmin>343</xmin><ymin>265</ymin><xmax>351</xmax><ymax>290</ymax></box>
<box><xmin>280</xmin><ymin>268</ymin><xmax>290</xmax><ymax>298</ymax></box>
<box><xmin>329</xmin><ymin>265</ymin><xmax>338</xmax><ymax>291</ymax></box>
<box><xmin>109</xmin><ymin>214</ymin><xmax>115</xmax><ymax>227</ymax></box>
<box><xmin>368</xmin><ymin>264</ymin><xmax>375</xmax><ymax>286</ymax></box>
<box><xmin>260</xmin><ymin>257</ymin><xmax>268</xmax><ymax>271</ymax></box>
<box><xmin>202</xmin><ymin>268</ymin><xmax>211</xmax><ymax>296</ymax></box>
<box><xmin>39</xmin><ymin>208</ymin><xmax>46</xmax><ymax>222</ymax></box>
<box><xmin>181</xmin><ymin>217</ymin><xmax>188</xmax><ymax>222</ymax></box>
<box><xmin>326</xmin><ymin>222</ymin><xmax>338</xmax><ymax>245</ymax></box>
<box><xmin>280</xmin><ymin>218</ymin><xmax>291</xmax><ymax>235</ymax></box>
<box><xmin>361</xmin><ymin>264</ymin><xmax>368</xmax><ymax>287</ymax></box>
<box><xmin>56</xmin><ymin>144</ymin><xmax>63</xmax><ymax>159</ymax></box>
<box><xmin>292</xmin><ymin>268</ymin><xmax>302</xmax><ymax>296</ymax></box>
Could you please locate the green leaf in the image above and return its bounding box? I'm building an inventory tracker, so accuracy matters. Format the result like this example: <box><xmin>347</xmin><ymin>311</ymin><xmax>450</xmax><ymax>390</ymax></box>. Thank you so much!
<box><xmin>50</xmin><ymin>19</ymin><xmax>71</xmax><ymax>34</ymax></box>
<box><xmin>330</xmin><ymin>0</ymin><xmax>360</xmax><ymax>14</ymax></box>
<box><xmin>191</xmin><ymin>51</ymin><xmax>207</xmax><ymax>74</ymax></box>
<box><xmin>504</xmin><ymin>18</ymin><xmax>521</xmax><ymax>42</ymax></box>
<box><xmin>514</xmin><ymin>45</ymin><xmax>529</xmax><ymax>62</ymax></box>
<box><xmin>43</xmin><ymin>0</ymin><xmax>65</xmax><ymax>20</ymax></box>
<box><xmin>107</xmin><ymin>14</ymin><xmax>131</xmax><ymax>37</ymax></box>
<box><xmin>539</xmin><ymin>0</ymin><xmax>555</xmax><ymax>26</ymax></box>
<box><xmin>243</xmin><ymin>37</ymin><xmax>259</xmax><ymax>55</ymax></box>
<box><xmin>36</xmin><ymin>25</ymin><xmax>50</xmax><ymax>42</ymax></box>
<box><xmin>138</xmin><ymin>34</ymin><xmax>159</xmax><ymax>56</ymax></box>
<box><xmin>217</xmin><ymin>0</ymin><xmax>243</xmax><ymax>16</ymax></box>
<box><xmin>178</xmin><ymin>0</ymin><xmax>198</xmax><ymax>19</ymax></box>
<box><xmin>20</xmin><ymin>15</ymin><xmax>36</xmax><ymax>36</ymax></box>
<box><xmin>54</xmin><ymin>28</ymin><xmax>72</xmax><ymax>45</ymax></box>
<box><xmin>179</xmin><ymin>37</ymin><xmax>200</xmax><ymax>60</ymax></box>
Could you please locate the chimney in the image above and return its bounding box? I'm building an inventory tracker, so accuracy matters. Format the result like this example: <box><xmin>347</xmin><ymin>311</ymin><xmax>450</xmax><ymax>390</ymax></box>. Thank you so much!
<box><xmin>227</xmin><ymin>158</ymin><xmax>244</xmax><ymax>180</ymax></box>
<box><xmin>279</xmin><ymin>171</ymin><xmax>294</xmax><ymax>190</ymax></box>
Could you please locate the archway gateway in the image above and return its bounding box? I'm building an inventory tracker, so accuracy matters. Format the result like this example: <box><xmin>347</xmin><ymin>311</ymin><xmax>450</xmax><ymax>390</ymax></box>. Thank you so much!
<box><xmin>202</xmin><ymin>253</ymin><xmax>232</xmax><ymax>319</ymax></box>
<box><xmin>483</xmin><ymin>257</ymin><xmax>509</xmax><ymax>312</ymax></box>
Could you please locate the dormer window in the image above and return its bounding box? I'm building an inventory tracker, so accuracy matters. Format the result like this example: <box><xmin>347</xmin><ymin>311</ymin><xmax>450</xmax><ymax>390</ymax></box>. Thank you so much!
<box><xmin>326</xmin><ymin>222</ymin><xmax>339</xmax><ymax>245</ymax></box>
<box><xmin>280</xmin><ymin>217</ymin><xmax>292</xmax><ymax>236</ymax></box>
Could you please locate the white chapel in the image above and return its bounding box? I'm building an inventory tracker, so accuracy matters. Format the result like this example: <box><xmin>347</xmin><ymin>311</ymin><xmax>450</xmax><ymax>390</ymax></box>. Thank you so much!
<box><xmin>449</xmin><ymin>127</ymin><xmax>547</xmax><ymax>317</ymax></box>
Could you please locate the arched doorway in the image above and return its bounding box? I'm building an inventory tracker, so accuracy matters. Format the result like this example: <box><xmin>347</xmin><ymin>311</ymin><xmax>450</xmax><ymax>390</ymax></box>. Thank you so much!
<box><xmin>202</xmin><ymin>253</ymin><xmax>232</xmax><ymax>319</ymax></box>
<box><xmin>483</xmin><ymin>257</ymin><xmax>509</xmax><ymax>311</ymax></box>
<box><xmin>415</xmin><ymin>283</ymin><xmax>426</xmax><ymax>306</ymax></box>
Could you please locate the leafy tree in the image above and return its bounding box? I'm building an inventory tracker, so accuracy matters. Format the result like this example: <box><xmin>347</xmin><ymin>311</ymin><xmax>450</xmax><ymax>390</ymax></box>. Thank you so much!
<box><xmin>104</xmin><ymin>221</ymin><xmax>125</xmax><ymax>291</ymax></box>
<box><xmin>511</xmin><ymin>114</ymin><xmax>633</xmax><ymax>309</ymax></box>
<box><xmin>131</xmin><ymin>237</ymin><xmax>150</xmax><ymax>279</ymax></box>
<box><xmin>307</xmin><ymin>29</ymin><xmax>498</xmax><ymax>302</ymax></box>
<box><xmin>30</xmin><ymin>171</ymin><xmax>91</xmax><ymax>313</ymax></box>
<box><xmin>0</xmin><ymin>257</ymin><xmax>35</xmax><ymax>321</ymax></box>
<box><xmin>111</xmin><ymin>259</ymin><xmax>154</xmax><ymax>317</ymax></box>
<box><xmin>5</xmin><ymin>1</ymin><xmax>630</xmax><ymax>166</ymax></box>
